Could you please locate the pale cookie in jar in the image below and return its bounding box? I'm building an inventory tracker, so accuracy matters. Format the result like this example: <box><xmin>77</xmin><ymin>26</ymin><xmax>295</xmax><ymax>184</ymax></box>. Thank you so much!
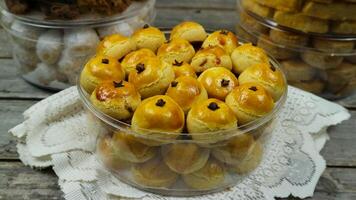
<box><xmin>289</xmin><ymin>80</ymin><xmax>325</xmax><ymax>95</ymax></box>
<box><xmin>257</xmin><ymin>35</ymin><xmax>297</xmax><ymax>60</ymax></box>
<box><xmin>269</xmin><ymin>29</ymin><xmax>309</xmax><ymax>47</ymax></box>
<box><xmin>63</xmin><ymin>28</ymin><xmax>99</xmax><ymax>57</ymax></box>
<box><xmin>198</xmin><ymin>67</ymin><xmax>239</xmax><ymax>101</ymax></box>
<box><xmin>166</xmin><ymin>76</ymin><xmax>208</xmax><ymax>113</ymax></box>
<box><xmin>280</xmin><ymin>60</ymin><xmax>317</xmax><ymax>82</ymax></box>
<box><xmin>325</xmin><ymin>62</ymin><xmax>356</xmax><ymax>94</ymax></box>
<box><xmin>231</xmin><ymin>43</ymin><xmax>269</xmax><ymax>74</ymax></box>
<box><xmin>36</xmin><ymin>30</ymin><xmax>63</xmax><ymax>65</ymax></box>
<box><xmin>128</xmin><ymin>57</ymin><xmax>174</xmax><ymax>98</ymax></box>
<box><xmin>132</xmin><ymin>25</ymin><xmax>166</xmax><ymax>52</ymax></box>
<box><xmin>191</xmin><ymin>46</ymin><xmax>232</xmax><ymax>73</ymax></box>
<box><xmin>301</xmin><ymin>51</ymin><xmax>344</xmax><ymax>70</ymax></box>
<box><xmin>225</xmin><ymin>83</ymin><xmax>274</xmax><ymax>125</ymax></box>
<box><xmin>90</xmin><ymin>81</ymin><xmax>141</xmax><ymax>121</ymax></box>
<box><xmin>312</xmin><ymin>38</ymin><xmax>355</xmax><ymax>54</ymax></box>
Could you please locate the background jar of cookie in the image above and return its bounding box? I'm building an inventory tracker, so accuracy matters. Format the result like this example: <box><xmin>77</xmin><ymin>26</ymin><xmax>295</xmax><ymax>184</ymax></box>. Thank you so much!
<box><xmin>236</xmin><ymin>1</ymin><xmax>356</xmax><ymax>99</ymax></box>
<box><xmin>0</xmin><ymin>0</ymin><xmax>156</xmax><ymax>91</ymax></box>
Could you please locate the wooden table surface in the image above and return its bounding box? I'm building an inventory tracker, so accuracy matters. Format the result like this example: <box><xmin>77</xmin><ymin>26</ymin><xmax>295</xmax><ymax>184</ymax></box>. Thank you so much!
<box><xmin>1</xmin><ymin>0</ymin><xmax>356</xmax><ymax>199</ymax></box>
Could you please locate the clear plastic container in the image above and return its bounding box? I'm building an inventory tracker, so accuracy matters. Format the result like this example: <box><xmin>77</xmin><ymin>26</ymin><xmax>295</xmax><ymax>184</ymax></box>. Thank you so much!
<box><xmin>238</xmin><ymin>0</ymin><xmax>356</xmax><ymax>38</ymax></box>
<box><xmin>77</xmin><ymin>50</ymin><xmax>287</xmax><ymax>196</ymax></box>
<box><xmin>0</xmin><ymin>0</ymin><xmax>155</xmax><ymax>91</ymax></box>
<box><xmin>236</xmin><ymin>6</ymin><xmax>356</xmax><ymax>99</ymax></box>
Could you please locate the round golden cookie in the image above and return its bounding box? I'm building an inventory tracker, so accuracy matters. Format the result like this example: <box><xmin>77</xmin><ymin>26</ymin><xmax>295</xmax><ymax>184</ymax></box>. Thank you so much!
<box><xmin>212</xmin><ymin>133</ymin><xmax>259</xmax><ymax>166</ymax></box>
<box><xmin>231</xmin><ymin>43</ymin><xmax>269</xmax><ymax>74</ymax></box>
<box><xmin>80</xmin><ymin>55</ymin><xmax>125</xmax><ymax>94</ymax></box>
<box><xmin>197</xmin><ymin>67</ymin><xmax>239</xmax><ymax>101</ymax></box>
<box><xmin>97</xmin><ymin>135</ymin><xmax>131</xmax><ymax>170</ymax></box>
<box><xmin>131</xmin><ymin>25</ymin><xmax>166</xmax><ymax>52</ymax></box>
<box><xmin>110</xmin><ymin>131</ymin><xmax>157</xmax><ymax>163</ymax></box>
<box><xmin>182</xmin><ymin>159</ymin><xmax>225</xmax><ymax>190</ymax></box>
<box><xmin>191</xmin><ymin>46</ymin><xmax>232</xmax><ymax>73</ymax></box>
<box><xmin>162</xmin><ymin>143</ymin><xmax>210</xmax><ymax>174</ymax></box>
<box><xmin>202</xmin><ymin>29</ymin><xmax>238</xmax><ymax>55</ymax></box>
<box><xmin>97</xmin><ymin>34</ymin><xmax>136</xmax><ymax>60</ymax></box>
<box><xmin>170</xmin><ymin>21</ymin><xmax>207</xmax><ymax>42</ymax></box>
<box><xmin>233</xmin><ymin>140</ymin><xmax>263</xmax><ymax>174</ymax></box>
<box><xmin>187</xmin><ymin>98</ymin><xmax>237</xmax><ymax>142</ymax></box>
<box><xmin>128</xmin><ymin>57</ymin><xmax>174</xmax><ymax>99</ymax></box>
<box><xmin>280</xmin><ymin>60</ymin><xmax>317</xmax><ymax>82</ymax></box>
<box><xmin>132</xmin><ymin>156</ymin><xmax>178</xmax><ymax>188</ymax></box>
<box><xmin>121</xmin><ymin>48</ymin><xmax>156</xmax><ymax>75</ymax></box>
<box><xmin>90</xmin><ymin>81</ymin><xmax>141</xmax><ymax>120</ymax></box>
<box><xmin>172</xmin><ymin>60</ymin><xmax>197</xmax><ymax>78</ymax></box>
<box><xmin>301</xmin><ymin>51</ymin><xmax>344</xmax><ymax>70</ymax></box>
<box><xmin>269</xmin><ymin>29</ymin><xmax>309</xmax><ymax>47</ymax></box>
<box><xmin>166</xmin><ymin>76</ymin><xmax>208</xmax><ymax>113</ymax></box>
<box><xmin>157</xmin><ymin>38</ymin><xmax>195</xmax><ymax>65</ymax></box>
<box><xmin>225</xmin><ymin>83</ymin><xmax>274</xmax><ymax>125</ymax></box>
<box><xmin>238</xmin><ymin>63</ymin><xmax>286</xmax><ymax>102</ymax></box>
<box><xmin>257</xmin><ymin>36</ymin><xmax>297</xmax><ymax>60</ymax></box>
<box><xmin>131</xmin><ymin>95</ymin><xmax>185</xmax><ymax>145</ymax></box>
<box><xmin>289</xmin><ymin>80</ymin><xmax>325</xmax><ymax>95</ymax></box>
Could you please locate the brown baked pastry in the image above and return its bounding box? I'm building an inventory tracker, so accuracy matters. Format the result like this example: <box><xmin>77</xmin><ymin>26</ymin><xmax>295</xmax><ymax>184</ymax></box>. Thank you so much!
<box><xmin>280</xmin><ymin>60</ymin><xmax>317</xmax><ymax>82</ymax></box>
<box><xmin>225</xmin><ymin>83</ymin><xmax>274</xmax><ymax>125</ymax></box>
<box><xmin>269</xmin><ymin>29</ymin><xmax>309</xmax><ymax>47</ymax></box>
<box><xmin>182</xmin><ymin>159</ymin><xmax>225</xmax><ymax>190</ymax></box>
<box><xmin>191</xmin><ymin>46</ymin><xmax>233</xmax><ymax>73</ymax></box>
<box><xmin>172</xmin><ymin>60</ymin><xmax>197</xmax><ymax>78</ymax></box>
<box><xmin>90</xmin><ymin>81</ymin><xmax>141</xmax><ymax>120</ymax></box>
<box><xmin>238</xmin><ymin>63</ymin><xmax>286</xmax><ymax>102</ymax></box>
<box><xmin>128</xmin><ymin>57</ymin><xmax>175</xmax><ymax>99</ymax></box>
<box><xmin>302</xmin><ymin>1</ymin><xmax>356</xmax><ymax>21</ymax></box>
<box><xmin>212</xmin><ymin>134</ymin><xmax>255</xmax><ymax>165</ymax></box>
<box><xmin>97</xmin><ymin>135</ymin><xmax>131</xmax><ymax>170</ymax></box>
<box><xmin>253</xmin><ymin>0</ymin><xmax>302</xmax><ymax>12</ymax></box>
<box><xmin>301</xmin><ymin>51</ymin><xmax>344</xmax><ymax>70</ymax></box>
<box><xmin>312</xmin><ymin>38</ymin><xmax>355</xmax><ymax>54</ymax></box>
<box><xmin>132</xmin><ymin>25</ymin><xmax>166</xmax><ymax>52</ymax></box>
<box><xmin>170</xmin><ymin>21</ymin><xmax>207</xmax><ymax>43</ymax></box>
<box><xmin>273</xmin><ymin>11</ymin><xmax>329</xmax><ymax>33</ymax></box>
<box><xmin>80</xmin><ymin>55</ymin><xmax>125</xmax><ymax>94</ymax></box>
<box><xmin>257</xmin><ymin>36</ymin><xmax>297</xmax><ymax>60</ymax></box>
<box><xmin>132</xmin><ymin>156</ymin><xmax>178</xmax><ymax>188</ymax></box>
<box><xmin>131</xmin><ymin>95</ymin><xmax>185</xmax><ymax>145</ymax></box>
<box><xmin>331</xmin><ymin>20</ymin><xmax>356</xmax><ymax>34</ymax></box>
<box><xmin>241</xmin><ymin>0</ymin><xmax>274</xmax><ymax>18</ymax></box>
<box><xmin>162</xmin><ymin>143</ymin><xmax>210</xmax><ymax>174</ymax></box>
<box><xmin>5</xmin><ymin>0</ymin><xmax>30</xmax><ymax>14</ymax></box>
<box><xmin>197</xmin><ymin>67</ymin><xmax>239</xmax><ymax>101</ymax></box>
<box><xmin>187</xmin><ymin>98</ymin><xmax>237</xmax><ymax>142</ymax></box>
<box><xmin>157</xmin><ymin>38</ymin><xmax>195</xmax><ymax>65</ymax></box>
<box><xmin>121</xmin><ymin>48</ymin><xmax>156</xmax><ymax>75</ymax></box>
<box><xmin>231</xmin><ymin>43</ymin><xmax>269</xmax><ymax>74</ymax></box>
<box><xmin>289</xmin><ymin>80</ymin><xmax>325</xmax><ymax>95</ymax></box>
<box><xmin>97</xmin><ymin>33</ymin><xmax>136</xmax><ymax>60</ymax></box>
<box><xmin>166</xmin><ymin>76</ymin><xmax>208</xmax><ymax>113</ymax></box>
<box><xmin>110</xmin><ymin>131</ymin><xmax>157</xmax><ymax>163</ymax></box>
<box><xmin>202</xmin><ymin>30</ymin><xmax>238</xmax><ymax>55</ymax></box>
<box><xmin>326</xmin><ymin>62</ymin><xmax>356</xmax><ymax>94</ymax></box>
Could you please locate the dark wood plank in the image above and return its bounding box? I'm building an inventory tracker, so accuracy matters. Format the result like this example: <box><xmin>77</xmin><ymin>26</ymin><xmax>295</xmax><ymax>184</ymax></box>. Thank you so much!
<box><xmin>0</xmin><ymin>162</ymin><xmax>355</xmax><ymax>200</ymax></box>
<box><xmin>0</xmin><ymin>162</ymin><xmax>63</xmax><ymax>200</ymax></box>
<box><xmin>0</xmin><ymin>59</ymin><xmax>52</xmax><ymax>99</ymax></box>
<box><xmin>0</xmin><ymin>100</ymin><xmax>36</xmax><ymax>159</ymax></box>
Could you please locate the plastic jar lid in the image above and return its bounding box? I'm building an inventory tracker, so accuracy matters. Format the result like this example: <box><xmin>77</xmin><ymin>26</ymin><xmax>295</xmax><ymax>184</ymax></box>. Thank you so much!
<box><xmin>237</xmin><ymin>0</ymin><xmax>356</xmax><ymax>39</ymax></box>
<box><xmin>0</xmin><ymin>0</ymin><xmax>155</xmax><ymax>29</ymax></box>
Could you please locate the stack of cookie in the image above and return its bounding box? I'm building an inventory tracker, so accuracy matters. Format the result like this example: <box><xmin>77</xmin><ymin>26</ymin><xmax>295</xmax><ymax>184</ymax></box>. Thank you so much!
<box><xmin>0</xmin><ymin>0</ymin><xmax>156</xmax><ymax>90</ymax></box>
<box><xmin>236</xmin><ymin>0</ymin><xmax>356</xmax><ymax>99</ymax></box>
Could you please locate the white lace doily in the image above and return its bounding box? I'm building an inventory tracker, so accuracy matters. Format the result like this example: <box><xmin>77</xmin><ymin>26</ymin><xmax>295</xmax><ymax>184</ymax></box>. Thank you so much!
<box><xmin>9</xmin><ymin>86</ymin><xmax>350</xmax><ymax>200</ymax></box>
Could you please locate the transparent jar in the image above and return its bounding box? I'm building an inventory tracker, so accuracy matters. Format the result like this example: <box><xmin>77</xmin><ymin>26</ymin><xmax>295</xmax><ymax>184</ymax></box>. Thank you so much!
<box><xmin>238</xmin><ymin>0</ymin><xmax>356</xmax><ymax>38</ymax></box>
<box><xmin>236</xmin><ymin>5</ymin><xmax>356</xmax><ymax>99</ymax></box>
<box><xmin>0</xmin><ymin>0</ymin><xmax>156</xmax><ymax>91</ymax></box>
<box><xmin>77</xmin><ymin>53</ymin><xmax>287</xmax><ymax>196</ymax></box>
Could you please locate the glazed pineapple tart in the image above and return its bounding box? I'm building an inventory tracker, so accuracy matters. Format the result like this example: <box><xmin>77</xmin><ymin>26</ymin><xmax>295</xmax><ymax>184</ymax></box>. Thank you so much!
<box><xmin>79</xmin><ymin>22</ymin><xmax>287</xmax><ymax>191</ymax></box>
